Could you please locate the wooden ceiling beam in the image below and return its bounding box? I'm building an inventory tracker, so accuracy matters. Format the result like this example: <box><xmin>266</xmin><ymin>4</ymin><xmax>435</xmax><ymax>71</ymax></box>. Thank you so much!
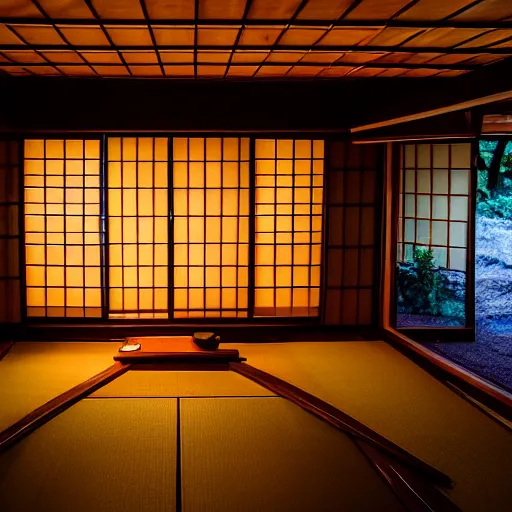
<box><xmin>0</xmin><ymin>43</ymin><xmax>510</xmax><ymax>54</ymax></box>
<box><xmin>351</xmin><ymin>110</ymin><xmax>477</xmax><ymax>143</ymax></box>
<box><xmin>81</xmin><ymin>0</ymin><xmax>131</xmax><ymax>76</ymax></box>
<box><xmin>223</xmin><ymin>0</ymin><xmax>254</xmax><ymax>79</ymax></box>
<box><xmin>0</xmin><ymin>60</ymin><xmax>479</xmax><ymax>70</ymax></box>
<box><xmin>351</xmin><ymin>59</ymin><xmax>512</xmax><ymax>132</ymax></box>
<box><xmin>352</xmin><ymin>90</ymin><xmax>512</xmax><ymax>133</ymax></box>
<box><xmin>252</xmin><ymin>0</ymin><xmax>312</xmax><ymax>78</ymax></box>
<box><xmin>28</xmin><ymin>0</ymin><xmax>99</xmax><ymax>76</ymax></box>
<box><xmin>0</xmin><ymin>18</ymin><xmax>511</xmax><ymax>29</ymax></box>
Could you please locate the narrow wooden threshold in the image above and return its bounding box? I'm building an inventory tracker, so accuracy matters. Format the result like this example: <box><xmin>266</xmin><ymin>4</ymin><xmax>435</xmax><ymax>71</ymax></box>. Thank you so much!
<box><xmin>398</xmin><ymin>327</ymin><xmax>475</xmax><ymax>343</ymax></box>
<box><xmin>357</xmin><ymin>442</ymin><xmax>461</xmax><ymax>512</ymax></box>
<box><xmin>444</xmin><ymin>382</ymin><xmax>512</xmax><ymax>433</ymax></box>
<box><xmin>0</xmin><ymin>341</ymin><xmax>14</xmax><ymax>362</ymax></box>
<box><xmin>384</xmin><ymin>327</ymin><xmax>512</xmax><ymax>421</ymax></box>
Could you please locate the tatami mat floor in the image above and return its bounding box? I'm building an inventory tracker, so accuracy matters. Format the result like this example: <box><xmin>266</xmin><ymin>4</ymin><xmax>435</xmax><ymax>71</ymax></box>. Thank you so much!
<box><xmin>0</xmin><ymin>342</ymin><xmax>117</xmax><ymax>431</ymax></box>
<box><xmin>0</xmin><ymin>398</ymin><xmax>177</xmax><ymax>512</ymax></box>
<box><xmin>0</xmin><ymin>340</ymin><xmax>510</xmax><ymax>511</ymax></box>
<box><xmin>91</xmin><ymin>369</ymin><xmax>275</xmax><ymax>398</ymax></box>
<box><xmin>226</xmin><ymin>341</ymin><xmax>512</xmax><ymax>512</ymax></box>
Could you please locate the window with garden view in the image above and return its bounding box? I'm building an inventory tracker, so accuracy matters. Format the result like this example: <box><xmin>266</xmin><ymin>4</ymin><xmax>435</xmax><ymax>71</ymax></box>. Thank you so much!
<box><xmin>396</xmin><ymin>143</ymin><xmax>471</xmax><ymax>328</ymax></box>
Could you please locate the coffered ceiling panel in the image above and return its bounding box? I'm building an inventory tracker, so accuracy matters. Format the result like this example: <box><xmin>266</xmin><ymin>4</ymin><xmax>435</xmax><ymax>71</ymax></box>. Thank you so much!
<box><xmin>0</xmin><ymin>0</ymin><xmax>509</xmax><ymax>80</ymax></box>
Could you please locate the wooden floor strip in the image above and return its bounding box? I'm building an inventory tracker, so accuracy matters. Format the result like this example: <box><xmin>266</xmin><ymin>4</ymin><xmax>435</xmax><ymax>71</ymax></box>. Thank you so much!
<box><xmin>384</xmin><ymin>328</ymin><xmax>512</xmax><ymax>421</ymax></box>
<box><xmin>356</xmin><ymin>441</ymin><xmax>461</xmax><ymax>512</ymax></box>
<box><xmin>230</xmin><ymin>361</ymin><xmax>453</xmax><ymax>489</ymax></box>
<box><xmin>444</xmin><ymin>381</ymin><xmax>512</xmax><ymax>433</ymax></box>
<box><xmin>0</xmin><ymin>361</ymin><xmax>131</xmax><ymax>454</ymax></box>
<box><xmin>176</xmin><ymin>398</ymin><xmax>182</xmax><ymax>512</ymax></box>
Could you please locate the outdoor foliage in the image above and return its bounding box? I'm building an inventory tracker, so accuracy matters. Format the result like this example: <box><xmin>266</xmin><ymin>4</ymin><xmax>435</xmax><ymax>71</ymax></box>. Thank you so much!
<box><xmin>397</xmin><ymin>247</ymin><xmax>464</xmax><ymax>320</ymax></box>
<box><xmin>477</xmin><ymin>191</ymin><xmax>512</xmax><ymax>219</ymax></box>
<box><xmin>397</xmin><ymin>247</ymin><xmax>442</xmax><ymax>315</ymax></box>
<box><xmin>476</xmin><ymin>138</ymin><xmax>512</xmax><ymax>322</ymax></box>
<box><xmin>477</xmin><ymin>140</ymin><xmax>512</xmax><ymax>220</ymax></box>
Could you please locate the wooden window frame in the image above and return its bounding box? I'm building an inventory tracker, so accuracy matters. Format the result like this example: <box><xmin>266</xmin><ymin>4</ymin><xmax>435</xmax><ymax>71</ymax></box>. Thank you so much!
<box><xmin>16</xmin><ymin>133</ymin><xmax>334</xmax><ymax>326</ymax></box>
<box><xmin>384</xmin><ymin>139</ymin><xmax>477</xmax><ymax>341</ymax></box>
<box><xmin>23</xmin><ymin>137</ymin><xmax>103</xmax><ymax>319</ymax></box>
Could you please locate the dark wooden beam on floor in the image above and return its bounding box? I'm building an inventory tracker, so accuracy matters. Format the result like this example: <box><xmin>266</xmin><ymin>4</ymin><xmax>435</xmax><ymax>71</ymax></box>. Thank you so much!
<box><xmin>356</xmin><ymin>441</ymin><xmax>461</xmax><ymax>512</ymax></box>
<box><xmin>230</xmin><ymin>361</ymin><xmax>453</xmax><ymax>488</ymax></box>
<box><xmin>0</xmin><ymin>361</ymin><xmax>131</xmax><ymax>454</ymax></box>
<box><xmin>231</xmin><ymin>361</ymin><xmax>463</xmax><ymax>510</ymax></box>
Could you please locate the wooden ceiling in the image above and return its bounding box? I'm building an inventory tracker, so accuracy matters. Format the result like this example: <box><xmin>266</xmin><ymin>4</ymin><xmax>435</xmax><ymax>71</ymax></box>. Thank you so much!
<box><xmin>0</xmin><ymin>0</ymin><xmax>511</xmax><ymax>79</ymax></box>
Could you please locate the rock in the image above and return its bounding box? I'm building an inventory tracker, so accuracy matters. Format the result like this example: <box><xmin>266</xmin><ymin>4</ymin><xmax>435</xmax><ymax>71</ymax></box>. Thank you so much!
<box><xmin>475</xmin><ymin>271</ymin><xmax>512</xmax><ymax>318</ymax></box>
<box><xmin>436</xmin><ymin>269</ymin><xmax>466</xmax><ymax>301</ymax></box>
<box><xmin>476</xmin><ymin>217</ymin><xmax>512</xmax><ymax>267</ymax></box>
<box><xmin>475</xmin><ymin>216</ymin><xmax>512</xmax><ymax>319</ymax></box>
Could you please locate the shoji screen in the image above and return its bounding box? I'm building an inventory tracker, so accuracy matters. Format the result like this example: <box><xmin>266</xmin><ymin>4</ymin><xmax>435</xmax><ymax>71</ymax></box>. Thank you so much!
<box><xmin>324</xmin><ymin>142</ymin><xmax>379</xmax><ymax>325</ymax></box>
<box><xmin>396</xmin><ymin>143</ymin><xmax>470</xmax><ymax>327</ymax></box>
<box><xmin>107</xmin><ymin>137</ymin><xmax>169</xmax><ymax>318</ymax></box>
<box><xmin>172</xmin><ymin>138</ymin><xmax>250</xmax><ymax>318</ymax></box>
<box><xmin>24</xmin><ymin>139</ymin><xmax>102</xmax><ymax>317</ymax></box>
<box><xmin>254</xmin><ymin>139</ymin><xmax>324</xmax><ymax>317</ymax></box>
<box><xmin>398</xmin><ymin>143</ymin><xmax>470</xmax><ymax>270</ymax></box>
<box><xmin>0</xmin><ymin>141</ymin><xmax>20</xmax><ymax>322</ymax></box>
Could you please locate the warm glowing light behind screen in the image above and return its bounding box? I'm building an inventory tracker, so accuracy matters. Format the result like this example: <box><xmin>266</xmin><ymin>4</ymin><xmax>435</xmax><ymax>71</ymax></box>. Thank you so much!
<box><xmin>173</xmin><ymin>138</ymin><xmax>250</xmax><ymax>318</ymax></box>
<box><xmin>24</xmin><ymin>139</ymin><xmax>102</xmax><ymax>317</ymax></box>
<box><xmin>255</xmin><ymin>140</ymin><xmax>324</xmax><ymax>316</ymax></box>
<box><xmin>107</xmin><ymin>137</ymin><xmax>168</xmax><ymax>318</ymax></box>
<box><xmin>23</xmin><ymin>137</ymin><xmax>325</xmax><ymax>319</ymax></box>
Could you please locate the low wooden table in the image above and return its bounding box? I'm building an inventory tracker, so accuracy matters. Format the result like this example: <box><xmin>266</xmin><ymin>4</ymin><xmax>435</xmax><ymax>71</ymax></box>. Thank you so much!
<box><xmin>114</xmin><ymin>336</ymin><xmax>244</xmax><ymax>364</ymax></box>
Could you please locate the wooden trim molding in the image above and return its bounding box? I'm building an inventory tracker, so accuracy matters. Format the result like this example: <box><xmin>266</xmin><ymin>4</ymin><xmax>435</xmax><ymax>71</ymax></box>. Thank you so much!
<box><xmin>357</xmin><ymin>442</ymin><xmax>461</xmax><ymax>512</ymax></box>
<box><xmin>0</xmin><ymin>341</ymin><xmax>14</xmax><ymax>361</ymax></box>
<box><xmin>482</xmin><ymin>114</ymin><xmax>512</xmax><ymax>134</ymax></box>
<box><xmin>444</xmin><ymin>382</ymin><xmax>512</xmax><ymax>433</ymax></box>
<box><xmin>352</xmin><ymin>135</ymin><xmax>476</xmax><ymax>144</ymax></box>
<box><xmin>380</xmin><ymin>143</ymin><xmax>394</xmax><ymax>330</ymax></box>
<box><xmin>230</xmin><ymin>361</ymin><xmax>453</xmax><ymax>488</ymax></box>
<box><xmin>114</xmin><ymin>352</ymin><xmax>244</xmax><ymax>364</ymax></box>
<box><xmin>465</xmin><ymin>140</ymin><xmax>478</xmax><ymax>329</ymax></box>
<box><xmin>0</xmin><ymin>361</ymin><xmax>131</xmax><ymax>454</ymax></box>
<box><xmin>351</xmin><ymin>91</ymin><xmax>512</xmax><ymax>134</ymax></box>
<box><xmin>351</xmin><ymin>111</ymin><xmax>476</xmax><ymax>145</ymax></box>
<box><xmin>384</xmin><ymin>327</ymin><xmax>512</xmax><ymax>421</ymax></box>
<box><xmin>3</xmin><ymin>323</ymin><xmax>381</xmax><ymax>342</ymax></box>
<box><xmin>398</xmin><ymin>328</ymin><xmax>475</xmax><ymax>343</ymax></box>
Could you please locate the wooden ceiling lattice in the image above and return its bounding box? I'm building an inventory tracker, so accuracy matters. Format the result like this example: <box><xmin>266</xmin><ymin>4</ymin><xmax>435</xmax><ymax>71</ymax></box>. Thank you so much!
<box><xmin>0</xmin><ymin>0</ymin><xmax>510</xmax><ymax>79</ymax></box>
